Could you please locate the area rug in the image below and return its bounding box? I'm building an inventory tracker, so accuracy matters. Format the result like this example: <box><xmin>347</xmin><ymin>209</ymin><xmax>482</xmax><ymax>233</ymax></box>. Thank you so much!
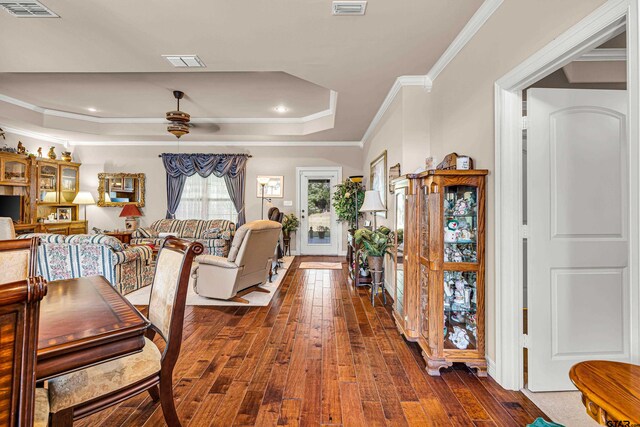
<box><xmin>126</xmin><ymin>256</ymin><xmax>294</xmax><ymax>307</ymax></box>
<box><xmin>299</xmin><ymin>262</ymin><xmax>342</xmax><ymax>270</ymax></box>
<box><xmin>522</xmin><ymin>389</ymin><xmax>598</xmax><ymax>427</ymax></box>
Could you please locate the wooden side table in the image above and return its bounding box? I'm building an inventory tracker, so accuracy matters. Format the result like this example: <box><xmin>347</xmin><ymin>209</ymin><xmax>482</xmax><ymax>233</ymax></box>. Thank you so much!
<box><xmin>105</xmin><ymin>230</ymin><xmax>133</xmax><ymax>245</ymax></box>
<box><xmin>570</xmin><ymin>360</ymin><xmax>640</xmax><ymax>425</ymax></box>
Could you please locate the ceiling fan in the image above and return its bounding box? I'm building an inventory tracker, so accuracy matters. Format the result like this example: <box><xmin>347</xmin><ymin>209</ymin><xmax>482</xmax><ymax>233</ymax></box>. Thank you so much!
<box><xmin>166</xmin><ymin>90</ymin><xmax>190</xmax><ymax>139</ymax></box>
<box><xmin>166</xmin><ymin>90</ymin><xmax>220</xmax><ymax>138</ymax></box>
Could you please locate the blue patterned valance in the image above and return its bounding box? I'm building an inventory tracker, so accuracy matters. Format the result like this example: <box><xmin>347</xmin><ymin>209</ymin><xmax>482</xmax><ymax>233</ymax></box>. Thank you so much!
<box><xmin>161</xmin><ymin>153</ymin><xmax>249</xmax><ymax>179</ymax></box>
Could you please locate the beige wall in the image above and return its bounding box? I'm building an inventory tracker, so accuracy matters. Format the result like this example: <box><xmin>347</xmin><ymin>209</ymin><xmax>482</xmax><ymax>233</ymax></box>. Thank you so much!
<box><xmin>361</xmin><ymin>85</ymin><xmax>431</xmax><ymax>298</ymax></box>
<box><xmin>72</xmin><ymin>144</ymin><xmax>362</xmax><ymax>253</ymax></box>
<box><xmin>430</xmin><ymin>0</ymin><xmax>607</xmax><ymax>364</ymax></box>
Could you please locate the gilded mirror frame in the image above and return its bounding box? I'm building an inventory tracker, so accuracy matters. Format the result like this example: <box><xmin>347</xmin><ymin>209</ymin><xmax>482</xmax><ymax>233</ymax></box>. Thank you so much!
<box><xmin>97</xmin><ymin>173</ymin><xmax>146</xmax><ymax>207</ymax></box>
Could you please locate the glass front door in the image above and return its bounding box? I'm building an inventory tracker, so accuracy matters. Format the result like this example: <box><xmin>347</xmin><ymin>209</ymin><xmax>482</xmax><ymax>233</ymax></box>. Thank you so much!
<box><xmin>299</xmin><ymin>169</ymin><xmax>340</xmax><ymax>255</ymax></box>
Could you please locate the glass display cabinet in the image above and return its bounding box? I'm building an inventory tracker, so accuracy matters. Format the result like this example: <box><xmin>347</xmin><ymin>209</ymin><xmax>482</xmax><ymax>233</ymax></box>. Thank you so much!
<box><xmin>38</xmin><ymin>161</ymin><xmax>59</xmax><ymax>203</ymax></box>
<box><xmin>393</xmin><ymin>169</ymin><xmax>488</xmax><ymax>376</ymax></box>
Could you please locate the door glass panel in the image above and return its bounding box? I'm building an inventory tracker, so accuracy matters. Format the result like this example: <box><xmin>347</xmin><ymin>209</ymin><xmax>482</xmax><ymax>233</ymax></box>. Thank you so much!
<box><xmin>39</xmin><ymin>164</ymin><xmax>58</xmax><ymax>202</ymax></box>
<box><xmin>4</xmin><ymin>161</ymin><xmax>27</xmax><ymax>183</ymax></box>
<box><xmin>307</xmin><ymin>179</ymin><xmax>331</xmax><ymax>245</ymax></box>
<box><xmin>395</xmin><ymin>189</ymin><xmax>405</xmax><ymax>316</ymax></box>
<box><xmin>60</xmin><ymin>167</ymin><xmax>78</xmax><ymax>203</ymax></box>
<box><xmin>444</xmin><ymin>270</ymin><xmax>477</xmax><ymax>350</ymax></box>
<box><xmin>443</xmin><ymin>186</ymin><xmax>478</xmax><ymax>263</ymax></box>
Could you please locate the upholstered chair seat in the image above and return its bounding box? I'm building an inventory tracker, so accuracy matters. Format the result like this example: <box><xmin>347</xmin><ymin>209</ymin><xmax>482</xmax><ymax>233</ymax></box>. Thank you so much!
<box><xmin>47</xmin><ymin>337</ymin><xmax>161</xmax><ymax>413</ymax></box>
<box><xmin>193</xmin><ymin>220</ymin><xmax>282</xmax><ymax>303</ymax></box>
<box><xmin>34</xmin><ymin>388</ymin><xmax>50</xmax><ymax>427</ymax></box>
<box><xmin>0</xmin><ymin>217</ymin><xmax>16</xmax><ymax>240</ymax></box>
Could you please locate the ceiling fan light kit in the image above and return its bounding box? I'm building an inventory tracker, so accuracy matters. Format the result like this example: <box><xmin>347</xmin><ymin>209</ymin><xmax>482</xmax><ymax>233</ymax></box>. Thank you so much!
<box><xmin>166</xmin><ymin>90</ymin><xmax>190</xmax><ymax>138</ymax></box>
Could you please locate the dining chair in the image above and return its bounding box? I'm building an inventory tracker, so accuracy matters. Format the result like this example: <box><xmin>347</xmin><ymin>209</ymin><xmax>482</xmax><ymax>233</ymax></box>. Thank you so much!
<box><xmin>0</xmin><ymin>237</ymin><xmax>48</xmax><ymax>427</ymax></box>
<box><xmin>46</xmin><ymin>238</ymin><xmax>204</xmax><ymax>427</ymax></box>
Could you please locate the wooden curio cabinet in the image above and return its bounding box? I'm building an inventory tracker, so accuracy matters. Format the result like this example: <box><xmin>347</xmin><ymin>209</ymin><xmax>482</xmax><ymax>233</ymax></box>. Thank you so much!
<box><xmin>393</xmin><ymin>169</ymin><xmax>488</xmax><ymax>376</ymax></box>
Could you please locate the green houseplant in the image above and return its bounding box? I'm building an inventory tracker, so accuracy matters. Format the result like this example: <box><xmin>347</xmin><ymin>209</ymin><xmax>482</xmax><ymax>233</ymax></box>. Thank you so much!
<box><xmin>354</xmin><ymin>226</ymin><xmax>393</xmax><ymax>273</ymax></box>
<box><xmin>332</xmin><ymin>180</ymin><xmax>365</xmax><ymax>230</ymax></box>
<box><xmin>282</xmin><ymin>213</ymin><xmax>299</xmax><ymax>239</ymax></box>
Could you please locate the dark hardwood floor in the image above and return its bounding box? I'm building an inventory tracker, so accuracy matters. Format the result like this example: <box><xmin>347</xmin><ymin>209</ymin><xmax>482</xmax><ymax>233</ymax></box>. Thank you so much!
<box><xmin>76</xmin><ymin>256</ymin><xmax>548</xmax><ymax>426</ymax></box>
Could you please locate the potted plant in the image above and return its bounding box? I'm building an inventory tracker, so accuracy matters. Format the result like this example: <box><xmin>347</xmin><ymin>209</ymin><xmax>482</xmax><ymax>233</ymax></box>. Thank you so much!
<box><xmin>333</xmin><ymin>179</ymin><xmax>365</xmax><ymax>230</ymax></box>
<box><xmin>354</xmin><ymin>226</ymin><xmax>393</xmax><ymax>274</ymax></box>
<box><xmin>318</xmin><ymin>225</ymin><xmax>328</xmax><ymax>239</ymax></box>
<box><xmin>282</xmin><ymin>213</ymin><xmax>299</xmax><ymax>239</ymax></box>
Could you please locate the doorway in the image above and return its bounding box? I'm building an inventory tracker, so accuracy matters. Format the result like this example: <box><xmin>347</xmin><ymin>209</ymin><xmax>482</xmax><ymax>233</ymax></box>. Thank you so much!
<box><xmin>297</xmin><ymin>167</ymin><xmax>342</xmax><ymax>255</ymax></box>
<box><xmin>494</xmin><ymin>1</ymin><xmax>639</xmax><ymax>392</ymax></box>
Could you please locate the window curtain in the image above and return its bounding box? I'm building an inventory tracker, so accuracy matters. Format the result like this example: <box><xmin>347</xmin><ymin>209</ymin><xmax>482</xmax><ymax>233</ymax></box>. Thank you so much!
<box><xmin>161</xmin><ymin>153</ymin><xmax>249</xmax><ymax>225</ymax></box>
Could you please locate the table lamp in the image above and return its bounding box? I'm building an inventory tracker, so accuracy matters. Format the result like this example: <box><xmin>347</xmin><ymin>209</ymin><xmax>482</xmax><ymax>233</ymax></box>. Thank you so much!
<box><xmin>72</xmin><ymin>191</ymin><xmax>95</xmax><ymax>221</ymax></box>
<box><xmin>257</xmin><ymin>176</ymin><xmax>271</xmax><ymax>219</ymax></box>
<box><xmin>359</xmin><ymin>190</ymin><xmax>386</xmax><ymax>230</ymax></box>
<box><xmin>119</xmin><ymin>204</ymin><xmax>143</xmax><ymax>230</ymax></box>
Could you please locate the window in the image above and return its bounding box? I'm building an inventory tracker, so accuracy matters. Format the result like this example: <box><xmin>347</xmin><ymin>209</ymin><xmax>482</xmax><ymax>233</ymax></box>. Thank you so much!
<box><xmin>175</xmin><ymin>174</ymin><xmax>238</xmax><ymax>222</ymax></box>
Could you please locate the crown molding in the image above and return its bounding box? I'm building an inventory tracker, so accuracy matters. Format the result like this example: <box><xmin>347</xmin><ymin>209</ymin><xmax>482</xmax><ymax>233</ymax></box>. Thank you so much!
<box><xmin>575</xmin><ymin>47</ymin><xmax>627</xmax><ymax>61</ymax></box>
<box><xmin>426</xmin><ymin>0</ymin><xmax>504</xmax><ymax>82</ymax></box>
<box><xmin>68</xmin><ymin>139</ymin><xmax>362</xmax><ymax>147</ymax></box>
<box><xmin>0</xmin><ymin>90</ymin><xmax>338</xmax><ymax>125</ymax></box>
<box><xmin>359</xmin><ymin>75</ymin><xmax>432</xmax><ymax>147</ymax></box>
<box><xmin>0</xmin><ymin>124</ymin><xmax>68</xmax><ymax>146</ymax></box>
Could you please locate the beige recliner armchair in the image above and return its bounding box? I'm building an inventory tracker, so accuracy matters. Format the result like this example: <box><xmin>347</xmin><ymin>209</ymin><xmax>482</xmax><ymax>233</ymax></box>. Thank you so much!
<box><xmin>192</xmin><ymin>220</ymin><xmax>282</xmax><ymax>303</ymax></box>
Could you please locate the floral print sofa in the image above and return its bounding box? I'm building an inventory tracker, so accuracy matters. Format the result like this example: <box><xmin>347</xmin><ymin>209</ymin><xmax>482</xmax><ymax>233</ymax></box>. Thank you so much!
<box><xmin>17</xmin><ymin>233</ymin><xmax>154</xmax><ymax>295</ymax></box>
<box><xmin>130</xmin><ymin>219</ymin><xmax>235</xmax><ymax>257</ymax></box>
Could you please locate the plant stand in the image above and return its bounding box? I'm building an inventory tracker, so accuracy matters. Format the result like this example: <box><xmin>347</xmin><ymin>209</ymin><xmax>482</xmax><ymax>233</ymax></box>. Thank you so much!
<box><xmin>369</xmin><ymin>268</ymin><xmax>386</xmax><ymax>306</ymax></box>
<box><xmin>283</xmin><ymin>237</ymin><xmax>291</xmax><ymax>256</ymax></box>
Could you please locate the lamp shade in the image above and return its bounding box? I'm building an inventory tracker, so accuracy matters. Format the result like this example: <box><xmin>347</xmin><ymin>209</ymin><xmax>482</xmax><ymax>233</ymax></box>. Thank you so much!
<box><xmin>359</xmin><ymin>190</ymin><xmax>386</xmax><ymax>212</ymax></box>
<box><xmin>257</xmin><ymin>176</ymin><xmax>271</xmax><ymax>185</ymax></box>
<box><xmin>73</xmin><ymin>191</ymin><xmax>95</xmax><ymax>205</ymax></box>
<box><xmin>43</xmin><ymin>191</ymin><xmax>57</xmax><ymax>203</ymax></box>
<box><xmin>119</xmin><ymin>204</ymin><xmax>142</xmax><ymax>218</ymax></box>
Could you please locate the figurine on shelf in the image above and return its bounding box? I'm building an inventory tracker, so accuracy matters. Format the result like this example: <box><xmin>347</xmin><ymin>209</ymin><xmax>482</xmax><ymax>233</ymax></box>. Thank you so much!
<box><xmin>449</xmin><ymin>326</ymin><xmax>470</xmax><ymax>349</ymax></box>
<box><xmin>444</xmin><ymin>219</ymin><xmax>459</xmax><ymax>243</ymax></box>
<box><xmin>37</xmin><ymin>147</ymin><xmax>43</xmax><ymax>158</ymax></box>
<box><xmin>452</xmin><ymin>248</ymin><xmax>463</xmax><ymax>263</ymax></box>
<box><xmin>464</xmin><ymin>288</ymin><xmax>473</xmax><ymax>309</ymax></box>
<box><xmin>453</xmin><ymin>198</ymin><xmax>471</xmax><ymax>216</ymax></box>
<box><xmin>466</xmin><ymin>314</ymin><xmax>477</xmax><ymax>340</ymax></box>
<box><xmin>17</xmin><ymin>141</ymin><xmax>26</xmax><ymax>154</ymax></box>
<box><xmin>454</xmin><ymin>277</ymin><xmax>467</xmax><ymax>304</ymax></box>
<box><xmin>61</xmin><ymin>151</ymin><xmax>72</xmax><ymax>162</ymax></box>
<box><xmin>47</xmin><ymin>147</ymin><xmax>56</xmax><ymax>160</ymax></box>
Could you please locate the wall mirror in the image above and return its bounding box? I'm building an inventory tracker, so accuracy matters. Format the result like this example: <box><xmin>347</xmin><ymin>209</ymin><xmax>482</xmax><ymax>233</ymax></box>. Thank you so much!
<box><xmin>97</xmin><ymin>173</ymin><xmax>145</xmax><ymax>207</ymax></box>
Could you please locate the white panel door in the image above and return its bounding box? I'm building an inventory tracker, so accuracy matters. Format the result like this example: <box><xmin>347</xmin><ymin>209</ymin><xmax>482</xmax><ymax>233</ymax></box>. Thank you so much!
<box><xmin>527</xmin><ymin>88</ymin><xmax>630</xmax><ymax>391</ymax></box>
<box><xmin>298</xmin><ymin>168</ymin><xmax>340</xmax><ymax>255</ymax></box>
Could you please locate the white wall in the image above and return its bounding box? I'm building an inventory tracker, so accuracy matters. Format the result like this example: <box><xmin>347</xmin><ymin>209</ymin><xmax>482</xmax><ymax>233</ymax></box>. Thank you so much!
<box><xmin>361</xmin><ymin>85</ymin><xmax>431</xmax><ymax>298</ymax></box>
<box><xmin>72</xmin><ymin>144</ymin><xmax>362</xmax><ymax>253</ymax></box>
<box><xmin>1</xmin><ymin>131</ymin><xmax>67</xmax><ymax>158</ymax></box>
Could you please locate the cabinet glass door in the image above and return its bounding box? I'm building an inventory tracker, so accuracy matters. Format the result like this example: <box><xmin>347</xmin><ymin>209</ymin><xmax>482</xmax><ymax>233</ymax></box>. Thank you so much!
<box><xmin>394</xmin><ymin>188</ymin><xmax>405</xmax><ymax>316</ymax></box>
<box><xmin>443</xmin><ymin>186</ymin><xmax>478</xmax><ymax>263</ymax></box>
<box><xmin>4</xmin><ymin>160</ymin><xmax>27</xmax><ymax>183</ymax></box>
<box><xmin>444</xmin><ymin>270</ymin><xmax>477</xmax><ymax>350</ymax></box>
<box><xmin>39</xmin><ymin>163</ymin><xmax>58</xmax><ymax>203</ymax></box>
<box><xmin>60</xmin><ymin>166</ymin><xmax>78</xmax><ymax>203</ymax></box>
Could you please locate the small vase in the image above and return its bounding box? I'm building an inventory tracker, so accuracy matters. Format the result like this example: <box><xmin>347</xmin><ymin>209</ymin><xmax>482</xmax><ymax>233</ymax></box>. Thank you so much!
<box><xmin>47</xmin><ymin>147</ymin><xmax>56</xmax><ymax>160</ymax></box>
<box><xmin>61</xmin><ymin>151</ymin><xmax>72</xmax><ymax>162</ymax></box>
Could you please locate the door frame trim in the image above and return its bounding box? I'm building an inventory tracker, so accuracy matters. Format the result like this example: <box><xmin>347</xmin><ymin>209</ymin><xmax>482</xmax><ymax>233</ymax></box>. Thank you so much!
<box><xmin>494</xmin><ymin>0</ymin><xmax>639</xmax><ymax>390</ymax></box>
<box><xmin>296</xmin><ymin>166</ymin><xmax>343</xmax><ymax>256</ymax></box>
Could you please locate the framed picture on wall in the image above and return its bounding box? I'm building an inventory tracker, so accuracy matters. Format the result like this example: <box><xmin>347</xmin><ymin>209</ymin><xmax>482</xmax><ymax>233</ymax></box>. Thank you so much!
<box><xmin>370</xmin><ymin>150</ymin><xmax>387</xmax><ymax>218</ymax></box>
<box><xmin>56</xmin><ymin>207</ymin><xmax>72</xmax><ymax>222</ymax></box>
<box><xmin>256</xmin><ymin>175</ymin><xmax>284</xmax><ymax>198</ymax></box>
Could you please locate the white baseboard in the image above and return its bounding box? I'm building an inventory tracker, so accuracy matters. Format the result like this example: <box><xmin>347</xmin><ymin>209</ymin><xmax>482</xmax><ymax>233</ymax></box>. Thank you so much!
<box><xmin>487</xmin><ymin>356</ymin><xmax>497</xmax><ymax>379</ymax></box>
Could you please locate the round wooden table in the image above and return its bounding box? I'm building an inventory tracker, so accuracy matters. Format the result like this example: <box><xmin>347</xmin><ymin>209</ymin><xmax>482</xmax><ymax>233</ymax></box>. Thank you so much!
<box><xmin>570</xmin><ymin>360</ymin><xmax>640</xmax><ymax>425</ymax></box>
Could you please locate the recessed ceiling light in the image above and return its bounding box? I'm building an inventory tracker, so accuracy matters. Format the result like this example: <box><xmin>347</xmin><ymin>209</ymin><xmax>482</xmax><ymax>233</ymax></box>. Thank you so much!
<box><xmin>162</xmin><ymin>55</ymin><xmax>206</xmax><ymax>68</ymax></box>
<box><xmin>87</xmin><ymin>107</ymin><xmax>97</xmax><ymax>112</ymax></box>
<box><xmin>274</xmin><ymin>106</ymin><xmax>288</xmax><ymax>113</ymax></box>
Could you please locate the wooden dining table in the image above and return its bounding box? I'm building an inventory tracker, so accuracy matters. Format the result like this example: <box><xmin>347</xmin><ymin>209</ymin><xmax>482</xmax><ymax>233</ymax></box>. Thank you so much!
<box><xmin>570</xmin><ymin>360</ymin><xmax>640</xmax><ymax>425</ymax></box>
<box><xmin>37</xmin><ymin>275</ymin><xmax>150</xmax><ymax>381</ymax></box>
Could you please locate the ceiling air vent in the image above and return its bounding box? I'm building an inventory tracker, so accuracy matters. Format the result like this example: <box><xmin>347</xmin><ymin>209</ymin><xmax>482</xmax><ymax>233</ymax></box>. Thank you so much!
<box><xmin>0</xmin><ymin>1</ymin><xmax>58</xmax><ymax>17</ymax></box>
<box><xmin>162</xmin><ymin>55</ymin><xmax>206</xmax><ymax>68</ymax></box>
<box><xmin>332</xmin><ymin>1</ymin><xmax>367</xmax><ymax>16</ymax></box>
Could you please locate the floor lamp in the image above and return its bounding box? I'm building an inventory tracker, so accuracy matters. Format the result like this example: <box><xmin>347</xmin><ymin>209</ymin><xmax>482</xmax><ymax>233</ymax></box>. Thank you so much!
<box><xmin>359</xmin><ymin>190</ymin><xmax>386</xmax><ymax>230</ymax></box>
<box><xmin>72</xmin><ymin>191</ymin><xmax>95</xmax><ymax>222</ymax></box>
<box><xmin>257</xmin><ymin>176</ymin><xmax>271</xmax><ymax>219</ymax></box>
